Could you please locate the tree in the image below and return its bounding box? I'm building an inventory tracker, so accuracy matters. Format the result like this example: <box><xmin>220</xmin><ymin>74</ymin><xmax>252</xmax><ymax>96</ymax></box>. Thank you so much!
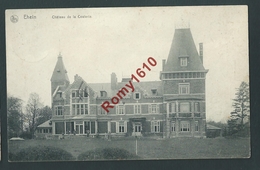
<box><xmin>232</xmin><ymin>81</ymin><xmax>250</xmax><ymax>125</ymax></box>
<box><xmin>36</xmin><ymin>106</ymin><xmax>52</xmax><ymax>127</ymax></box>
<box><xmin>7</xmin><ymin>95</ymin><xmax>24</xmax><ymax>138</ymax></box>
<box><xmin>228</xmin><ymin>81</ymin><xmax>250</xmax><ymax>136</ymax></box>
<box><xmin>25</xmin><ymin>93</ymin><xmax>43</xmax><ymax>138</ymax></box>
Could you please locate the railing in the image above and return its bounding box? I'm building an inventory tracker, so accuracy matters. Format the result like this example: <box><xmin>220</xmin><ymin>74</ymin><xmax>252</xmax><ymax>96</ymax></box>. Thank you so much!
<box><xmin>178</xmin><ymin>113</ymin><xmax>192</xmax><ymax>118</ymax></box>
<box><xmin>194</xmin><ymin>113</ymin><xmax>200</xmax><ymax>117</ymax></box>
<box><xmin>169</xmin><ymin>112</ymin><xmax>201</xmax><ymax>118</ymax></box>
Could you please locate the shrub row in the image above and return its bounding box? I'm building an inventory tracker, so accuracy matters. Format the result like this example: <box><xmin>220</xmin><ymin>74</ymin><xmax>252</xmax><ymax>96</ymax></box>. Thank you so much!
<box><xmin>78</xmin><ymin>147</ymin><xmax>140</xmax><ymax>160</ymax></box>
<box><xmin>9</xmin><ymin>146</ymin><xmax>75</xmax><ymax>161</ymax></box>
<box><xmin>9</xmin><ymin>146</ymin><xmax>139</xmax><ymax>161</ymax></box>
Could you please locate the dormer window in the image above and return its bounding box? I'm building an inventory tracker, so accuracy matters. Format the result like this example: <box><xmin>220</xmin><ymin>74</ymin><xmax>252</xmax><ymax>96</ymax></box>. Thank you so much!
<box><xmin>151</xmin><ymin>89</ymin><xmax>157</xmax><ymax>95</ymax></box>
<box><xmin>72</xmin><ymin>89</ymin><xmax>88</xmax><ymax>98</ymax></box>
<box><xmin>180</xmin><ymin>57</ymin><xmax>187</xmax><ymax>66</ymax></box>
<box><xmin>100</xmin><ymin>91</ymin><xmax>107</xmax><ymax>97</ymax></box>
<box><xmin>134</xmin><ymin>92</ymin><xmax>140</xmax><ymax>100</ymax></box>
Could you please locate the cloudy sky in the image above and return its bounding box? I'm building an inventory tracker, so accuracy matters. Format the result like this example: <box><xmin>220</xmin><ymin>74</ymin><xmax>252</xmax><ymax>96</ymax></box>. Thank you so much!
<box><xmin>6</xmin><ymin>6</ymin><xmax>248</xmax><ymax>122</ymax></box>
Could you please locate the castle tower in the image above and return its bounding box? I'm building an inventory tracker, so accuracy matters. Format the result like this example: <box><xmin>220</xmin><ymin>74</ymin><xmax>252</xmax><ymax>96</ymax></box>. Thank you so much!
<box><xmin>50</xmin><ymin>53</ymin><xmax>70</xmax><ymax>97</ymax></box>
<box><xmin>160</xmin><ymin>28</ymin><xmax>208</xmax><ymax>138</ymax></box>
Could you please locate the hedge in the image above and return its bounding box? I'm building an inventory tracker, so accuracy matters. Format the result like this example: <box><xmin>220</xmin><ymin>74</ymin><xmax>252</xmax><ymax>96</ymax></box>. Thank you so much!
<box><xmin>9</xmin><ymin>145</ymin><xmax>75</xmax><ymax>161</ymax></box>
<box><xmin>77</xmin><ymin>147</ymin><xmax>140</xmax><ymax>160</ymax></box>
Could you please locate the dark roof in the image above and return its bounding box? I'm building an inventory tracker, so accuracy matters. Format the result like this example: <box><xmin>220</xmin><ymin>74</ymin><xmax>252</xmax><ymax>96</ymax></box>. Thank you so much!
<box><xmin>88</xmin><ymin>82</ymin><xmax>112</xmax><ymax>97</ymax></box>
<box><xmin>164</xmin><ymin>28</ymin><xmax>205</xmax><ymax>72</ymax></box>
<box><xmin>51</xmin><ymin>54</ymin><xmax>70</xmax><ymax>82</ymax></box>
<box><xmin>37</xmin><ymin>120</ymin><xmax>52</xmax><ymax>128</ymax></box>
<box><xmin>207</xmin><ymin>124</ymin><xmax>221</xmax><ymax>130</ymax></box>
<box><xmin>88</xmin><ymin>81</ymin><xmax>162</xmax><ymax>98</ymax></box>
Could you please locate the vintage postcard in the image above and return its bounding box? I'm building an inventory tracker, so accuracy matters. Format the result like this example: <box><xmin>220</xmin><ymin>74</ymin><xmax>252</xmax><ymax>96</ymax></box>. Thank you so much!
<box><xmin>6</xmin><ymin>6</ymin><xmax>249</xmax><ymax>161</ymax></box>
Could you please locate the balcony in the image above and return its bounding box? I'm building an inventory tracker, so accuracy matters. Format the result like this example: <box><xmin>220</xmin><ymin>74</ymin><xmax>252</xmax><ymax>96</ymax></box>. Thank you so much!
<box><xmin>178</xmin><ymin>113</ymin><xmax>192</xmax><ymax>118</ymax></box>
<box><xmin>169</xmin><ymin>112</ymin><xmax>201</xmax><ymax>118</ymax></box>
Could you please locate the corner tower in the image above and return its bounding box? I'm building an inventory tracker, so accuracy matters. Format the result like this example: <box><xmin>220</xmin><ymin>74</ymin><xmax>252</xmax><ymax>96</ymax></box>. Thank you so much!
<box><xmin>51</xmin><ymin>53</ymin><xmax>70</xmax><ymax>96</ymax></box>
<box><xmin>161</xmin><ymin>28</ymin><xmax>208</xmax><ymax>138</ymax></box>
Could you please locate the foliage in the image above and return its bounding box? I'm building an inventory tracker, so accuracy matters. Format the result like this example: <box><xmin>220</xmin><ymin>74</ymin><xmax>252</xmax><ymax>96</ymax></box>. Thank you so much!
<box><xmin>25</xmin><ymin>93</ymin><xmax>44</xmax><ymax>138</ymax></box>
<box><xmin>7</xmin><ymin>95</ymin><xmax>24</xmax><ymax>138</ymax></box>
<box><xmin>36</xmin><ymin>106</ymin><xmax>52</xmax><ymax>127</ymax></box>
<box><xmin>207</xmin><ymin>120</ymin><xmax>228</xmax><ymax>136</ymax></box>
<box><xmin>77</xmin><ymin>147</ymin><xmax>140</xmax><ymax>160</ymax></box>
<box><xmin>9</xmin><ymin>145</ymin><xmax>75</xmax><ymax>161</ymax></box>
<box><xmin>231</xmin><ymin>81</ymin><xmax>250</xmax><ymax>124</ymax></box>
<box><xmin>228</xmin><ymin>81</ymin><xmax>250</xmax><ymax>136</ymax></box>
<box><xmin>19</xmin><ymin>131</ymin><xmax>33</xmax><ymax>139</ymax></box>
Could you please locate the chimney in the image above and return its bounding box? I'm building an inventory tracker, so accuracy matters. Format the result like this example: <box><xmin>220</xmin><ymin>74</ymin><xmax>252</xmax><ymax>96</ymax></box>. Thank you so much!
<box><xmin>111</xmin><ymin>72</ymin><xmax>117</xmax><ymax>90</ymax></box>
<box><xmin>199</xmin><ymin>43</ymin><xmax>203</xmax><ymax>63</ymax></box>
<box><xmin>74</xmin><ymin>74</ymin><xmax>78</xmax><ymax>81</ymax></box>
<box><xmin>162</xmin><ymin>59</ymin><xmax>166</xmax><ymax>71</ymax></box>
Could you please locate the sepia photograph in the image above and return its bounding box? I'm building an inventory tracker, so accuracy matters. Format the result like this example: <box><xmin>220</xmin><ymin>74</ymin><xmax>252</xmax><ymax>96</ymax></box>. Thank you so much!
<box><xmin>6</xmin><ymin>6</ymin><xmax>249</xmax><ymax>161</ymax></box>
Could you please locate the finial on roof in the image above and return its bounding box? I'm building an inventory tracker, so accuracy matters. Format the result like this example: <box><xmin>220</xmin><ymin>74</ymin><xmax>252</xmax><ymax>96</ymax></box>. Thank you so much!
<box><xmin>58</xmin><ymin>52</ymin><xmax>62</xmax><ymax>58</ymax></box>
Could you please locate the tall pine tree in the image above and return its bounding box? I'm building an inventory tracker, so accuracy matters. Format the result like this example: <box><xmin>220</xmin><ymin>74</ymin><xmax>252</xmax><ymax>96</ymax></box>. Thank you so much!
<box><xmin>228</xmin><ymin>81</ymin><xmax>250</xmax><ymax>135</ymax></box>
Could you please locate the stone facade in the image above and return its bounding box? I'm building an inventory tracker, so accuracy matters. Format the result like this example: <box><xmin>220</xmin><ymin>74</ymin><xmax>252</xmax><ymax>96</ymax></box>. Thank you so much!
<box><xmin>48</xmin><ymin>28</ymin><xmax>208</xmax><ymax>138</ymax></box>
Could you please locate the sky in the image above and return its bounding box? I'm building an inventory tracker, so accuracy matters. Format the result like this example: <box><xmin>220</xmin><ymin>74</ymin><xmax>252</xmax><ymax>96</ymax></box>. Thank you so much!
<box><xmin>6</xmin><ymin>6</ymin><xmax>248</xmax><ymax>122</ymax></box>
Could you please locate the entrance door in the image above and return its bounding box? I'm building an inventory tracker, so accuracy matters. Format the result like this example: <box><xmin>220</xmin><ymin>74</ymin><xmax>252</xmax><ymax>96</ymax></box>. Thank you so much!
<box><xmin>76</xmin><ymin>124</ymin><xmax>83</xmax><ymax>134</ymax></box>
<box><xmin>132</xmin><ymin>122</ymin><xmax>142</xmax><ymax>136</ymax></box>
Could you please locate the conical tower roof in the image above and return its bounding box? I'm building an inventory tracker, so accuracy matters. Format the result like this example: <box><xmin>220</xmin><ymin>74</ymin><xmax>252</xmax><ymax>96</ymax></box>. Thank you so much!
<box><xmin>51</xmin><ymin>53</ymin><xmax>70</xmax><ymax>82</ymax></box>
<box><xmin>164</xmin><ymin>28</ymin><xmax>205</xmax><ymax>72</ymax></box>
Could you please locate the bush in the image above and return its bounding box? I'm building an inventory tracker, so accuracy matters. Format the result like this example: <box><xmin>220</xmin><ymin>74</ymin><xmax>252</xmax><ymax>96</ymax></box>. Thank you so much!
<box><xmin>9</xmin><ymin>145</ymin><xmax>75</xmax><ymax>161</ymax></box>
<box><xmin>77</xmin><ymin>147</ymin><xmax>140</xmax><ymax>160</ymax></box>
<box><xmin>19</xmin><ymin>132</ymin><xmax>33</xmax><ymax>139</ymax></box>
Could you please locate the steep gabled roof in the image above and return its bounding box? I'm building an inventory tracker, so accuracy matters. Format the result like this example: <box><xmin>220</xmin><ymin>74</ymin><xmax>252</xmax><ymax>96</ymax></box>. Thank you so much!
<box><xmin>51</xmin><ymin>54</ymin><xmax>70</xmax><ymax>82</ymax></box>
<box><xmin>164</xmin><ymin>28</ymin><xmax>205</xmax><ymax>72</ymax></box>
<box><xmin>87</xmin><ymin>81</ymin><xmax>163</xmax><ymax>98</ymax></box>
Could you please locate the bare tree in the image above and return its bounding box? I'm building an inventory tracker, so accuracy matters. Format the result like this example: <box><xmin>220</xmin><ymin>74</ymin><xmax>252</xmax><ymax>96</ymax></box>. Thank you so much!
<box><xmin>25</xmin><ymin>93</ymin><xmax>43</xmax><ymax>138</ymax></box>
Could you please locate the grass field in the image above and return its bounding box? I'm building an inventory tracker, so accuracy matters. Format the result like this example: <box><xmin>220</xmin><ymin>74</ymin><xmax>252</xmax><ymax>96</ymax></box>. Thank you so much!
<box><xmin>9</xmin><ymin>136</ymin><xmax>250</xmax><ymax>160</ymax></box>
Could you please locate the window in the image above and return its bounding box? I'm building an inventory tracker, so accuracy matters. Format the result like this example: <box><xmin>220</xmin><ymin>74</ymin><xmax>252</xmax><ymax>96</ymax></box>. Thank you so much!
<box><xmin>134</xmin><ymin>92</ymin><xmax>140</xmax><ymax>100</ymax></box>
<box><xmin>194</xmin><ymin>102</ymin><xmax>200</xmax><ymax>112</ymax></box>
<box><xmin>134</xmin><ymin>104</ymin><xmax>141</xmax><ymax>114</ymax></box>
<box><xmin>72</xmin><ymin>90</ymin><xmax>79</xmax><ymax>98</ymax></box>
<box><xmin>171</xmin><ymin>122</ymin><xmax>175</xmax><ymax>132</ymax></box>
<box><xmin>195</xmin><ymin>121</ymin><xmax>199</xmax><ymax>132</ymax></box>
<box><xmin>117</xmin><ymin>105</ymin><xmax>125</xmax><ymax>115</ymax></box>
<box><xmin>118</xmin><ymin>121</ymin><xmax>125</xmax><ymax>133</ymax></box>
<box><xmin>43</xmin><ymin>129</ymin><xmax>49</xmax><ymax>133</ymax></box>
<box><xmin>85</xmin><ymin>104</ymin><xmax>88</xmax><ymax>114</ymax></box>
<box><xmin>55</xmin><ymin>106</ymin><xmax>63</xmax><ymax>115</ymax></box>
<box><xmin>72</xmin><ymin>89</ymin><xmax>88</xmax><ymax>98</ymax></box>
<box><xmin>151</xmin><ymin>121</ymin><xmax>160</xmax><ymax>133</ymax></box>
<box><xmin>150</xmin><ymin>104</ymin><xmax>158</xmax><ymax>113</ymax></box>
<box><xmin>72</xmin><ymin>104</ymin><xmax>88</xmax><ymax>115</ymax></box>
<box><xmin>179</xmin><ymin>102</ymin><xmax>190</xmax><ymax>112</ymax></box>
<box><xmin>179</xmin><ymin>83</ymin><xmax>190</xmax><ymax>94</ymax></box>
<box><xmin>72</xmin><ymin>105</ymin><xmax>76</xmax><ymax>115</ymax></box>
<box><xmin>170</xmin><ymin>103</ymin><xmax>176</xmax><ymax>113</ymax></box>
<box><xmin>180</xmin><ymin>58</ymin><xmax>187</xmax><ymax>66</ymax></box>
<box><xmin>181</xmin><ymin>121</ymin><xmax>190</xmax><ymax>132</ymax></box>
<box><xmin>80</xmin><ymin>104</ymin><xmax>84</xmax><ymax>115</ymax></box>
<box><xmin>77</xmin><ymin>105</ymin><xmax>80</xmax><ymax>115</ymax></box>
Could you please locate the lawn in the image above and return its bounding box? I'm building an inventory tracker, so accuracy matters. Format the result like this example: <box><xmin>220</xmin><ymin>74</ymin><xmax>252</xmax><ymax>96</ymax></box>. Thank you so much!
<box><xmin>8</xmin><ymin>136</ymin><xmax>250</xmax><ymax>160</ymax></box>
